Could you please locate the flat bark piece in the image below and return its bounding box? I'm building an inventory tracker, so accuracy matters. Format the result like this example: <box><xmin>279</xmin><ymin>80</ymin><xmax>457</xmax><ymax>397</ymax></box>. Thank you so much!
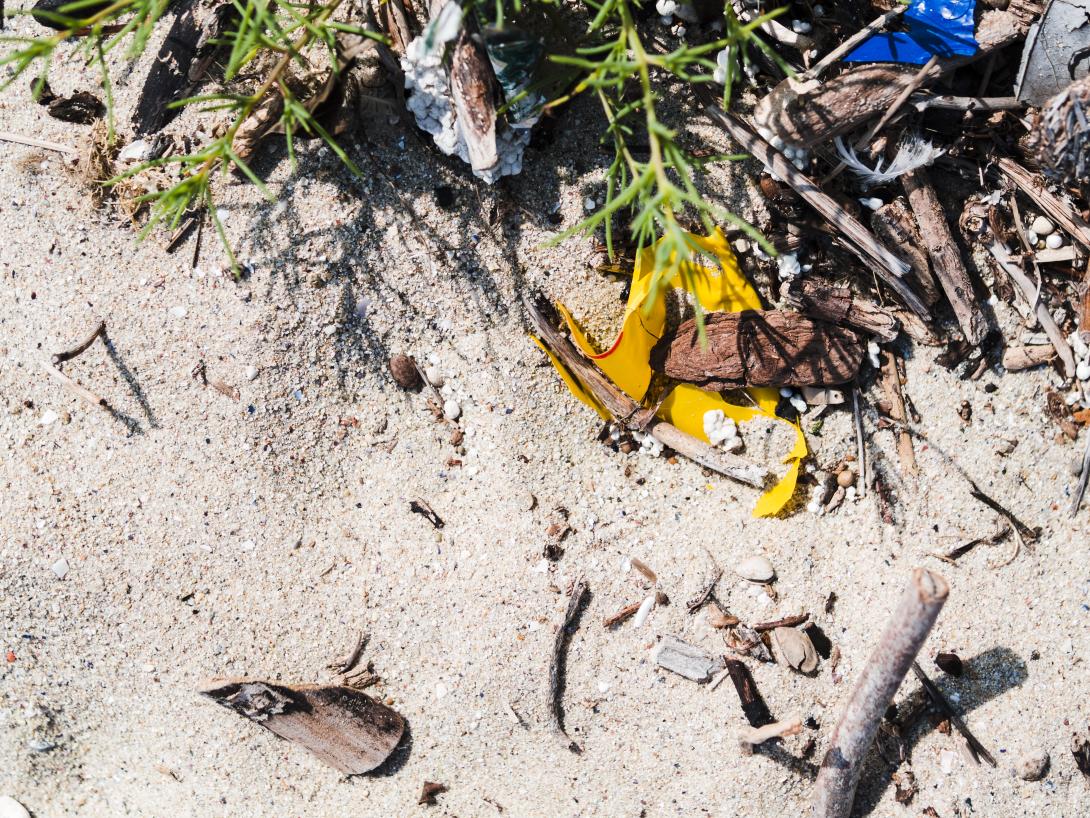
<box><xmin>871</xmin><ymin>199</ymin><xmax>941</xmax><ymax>306</ymax></box>
<box><xmin>200</xmin><ymin>679</ymin><xmax>405</xmax><ymax>774</ymax></box>
<box><xmin>652</xmin><ymin>310</ymin><xmax>864</xmax><ymax>389</ymax></box>
<box><xmin>653</xmin><ymin>635</ymin><xmax>725</xmax><ymax>682</ymax></box>
<box><xmin>449</xmin><ymin>29</ymin><xmax>498</xmax><ymax>172</ymax></box>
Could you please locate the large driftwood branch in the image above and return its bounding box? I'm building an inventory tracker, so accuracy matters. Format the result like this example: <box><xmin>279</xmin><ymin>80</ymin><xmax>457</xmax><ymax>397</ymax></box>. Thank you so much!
<box><xmin>902</xmin><ymin>168</ymin><xmax>989</xmax><ymax>345</ymax></box>
<box><xmin>524</xmin><ymin>295</ymin><xmax>770</xmax><ymax>489</ymax></box>
<box><xmin>813</xmin><ymin>569</ymin><xmax>949</xmax><ymax>818</ymax></box>
<box><xmin>700</xmin><ymin>102</ymin><xmax>928</xmax><ymax>318</ymax></box>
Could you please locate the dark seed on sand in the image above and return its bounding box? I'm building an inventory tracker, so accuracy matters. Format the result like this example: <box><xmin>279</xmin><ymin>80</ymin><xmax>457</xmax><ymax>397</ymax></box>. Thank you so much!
<box><xmin>389</xmin><ymin>354</ymin><xmax>422</xmax><ymax>390</ymax></box>
<box><xmin>935</xmin><ymin>651</ymin><xmax>963</xmax><ymax>677</ymax></box>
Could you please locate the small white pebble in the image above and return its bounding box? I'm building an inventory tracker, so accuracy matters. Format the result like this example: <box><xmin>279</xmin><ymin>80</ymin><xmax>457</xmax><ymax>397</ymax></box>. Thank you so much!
<box><xmin>1026</xmin><ymin>229</ymin><xmax>1039</xmax><ymax>246</ymax></box>
<box><xmin>1046</xmin><ymin>233</ymin><xmax>1064</xmax><ymax>249</ymax></box>
<box><xmin>50</xmin><ymin>558</ymin><xmax>69</xmax><ymax>579</ymax></box>
<box><xmin>859</xmin><ymin>197</ymin><xmax>883</xmax><ymax>211</ymax></box>
<box><xmin>425</xmin><ymin>365</ymin><xmax>445</xmax><ymax>387</ymax></box>
<box><xmin>791</xmin><ymin>19</ymin><xmax>812</xmax><ymax>33</ymax></box>
<box><xmin>170</xmin><ymin>306</ymin><xmax>187</xmax><ymax>318</ymax></box>
<box><xmin>1031</xmin><ymin>215</ymin><xmax>1055</xmax><ymax>236</ymax></box>
<box><xmin>38</xmin><ymin>409</ymin><xmax>59</xmax><ymax>426</ymax></box>
<box><xmin>443</xmin><ymin>399</ymin><xmax>462</xmax><ymax>421</ymax></box>
<box><xmin>323</xmin><ymin>324</ymin><xmax>337</xmax><ymax>336</ymax></box>
<box><xmin>790</xmin><ymin>394</ymin><xmax>807</xmax><ymax>414</ymax></box>
<box><xmin>583</xmin><ymin>197</ymin><xmax>596</xmax><ymax>212</ymax></box>
<box><xmin>435</xmin><ymin>682</ymin><xmax>448</xmax><ymax>699</ymax></box>
<box><xmin>1077</xmin><ymin>361</ymin><xmax>1090</xmax><ymax>381</ymax></box>
<box><xmin>0</xmin><ymin>796</ymin><xmax>31</xmax><ymax>818</ymax></box>
<box><xmin>597</xmin><ymin>680</ymin><xmax>611</xmax><ymax>694</ymax></box>
<box><xmin>244</xmin><ymin>365</ymin><xmax>258</xmax><ymax>381</ymax></box>
<box><xmin>736</xmin><ymin>555</ymin><xmax>775</xmax><ymax>583</ymax></box>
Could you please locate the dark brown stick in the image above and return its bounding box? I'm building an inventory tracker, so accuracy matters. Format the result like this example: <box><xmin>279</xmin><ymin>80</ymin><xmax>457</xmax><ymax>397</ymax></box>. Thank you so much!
<box><xmin>724</xmin><ymin>659</ymin><xmax>773</xmax><ymax>728</ymax></box>
<box><xmin>548</xmin><ymin>576</ymin><xmax>587</xmax><ymax>752</ymax></box>
<box><xmin>603</xmin><ymin>599</ymin><xmax>643</xmax><ymax>628</ymax></box>
<box><xmin>525</xmin><ymin>295</ymin><xmax>770</xmax><ymax>489</ymax></box>
<box><xmin>911</xmin><ymin>662</ymin><xmax>996</xmax><ymax>766</ymax></box>
<box><xmin>902</xmin><ymin>169</ymin><xmax>988</xmax><ymax>345</ymax></box>
<box><xmin>701</xmin><ymin>102</ymin><xmax>928</xmax><ymax>318</ymax></box>
<box><xmin>813</xmin><ymin>569</ymin><xmax>949</xmax><ymax>818</ymax></box>
<box><xmin>870</xmin><ymin>200</ymin><xmax>940</xmax><ymax>306</ymax></box>
<box><xmin>752</xmin><ymin>613</ymin><xmax>810</xmax><ymax>632</ymax></box>
<box><xmin>51</xmin><ymin>319</ymin><xmax>105</xmax><ymax>365</ymax></box>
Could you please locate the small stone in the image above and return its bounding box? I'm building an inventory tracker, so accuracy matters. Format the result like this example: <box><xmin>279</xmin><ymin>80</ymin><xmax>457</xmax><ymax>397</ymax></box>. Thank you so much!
<box><xmin>1077</xmin><ymin>361</ymin><xmax>1090</xmax><ymax>381</ymax></box>
<box><xmin>424</xmin><ymin>365</ymin><xmax>445</xmax><ymax>388</ymax></box>
<box><xmin>934</xmin><ymin>651</ymin><xmax>963</xmax><ymax>676</ymax></box>
<box><xmin>443</xmin><ymin>400</ymin><xmax>461</xmax><ymax>421</ymax></box>
<box><xmin>38</xmin><ymin>409</ymin><xmax>59</xmax><ymax>426</ymax></box>
<box><xmin>26</xmin><ymin>739</ymin><xmax>55</xmax><ymax>753</ymax></box>
<box><xmin>1031</xmin><ymin>215</ymin><xmax>1055</xmax><ymax>236</ymax></box>
<box><xmin>836</xmin><ymin>468</ymin><xmax>856</xmax><ymax>488</ymax></box>
<box><xmin>736</xmin><ymin>555</ymin><xmax>775</xmax><ymax>583</ymax></box>
<box><xmin>1071</xmin><ymin>458</ymin><xmax>1084</xmax><ymax>477</ymax></box>
<box><xmin>169</xmin><ymin>306</ymin><xmax>187</xmax><ymax>318</ymax></box>
<box><xmin>388</xmin><ymin>354</ymin><xmax>422</xmax><ymax>390</ymax></box>
<box><xmin>435</xmin><ymin>682</ymin><xmax>448</xmax><ymax>699</ymax></box>
<box><xmin>1017</xmin><ymin>748</ymin><xmax>1050</xmax><ymax>781</ymax></box>
<box><xmin>0</xmin><ymin>796</ymin><xmax>31</xmax><ymax>818</ymax></box>
<box><xmin>1046</xmin><ymin>233</ymin><xmax>1064</xmax><ymax>249</ymax></box>
<box><xmin>50</xmin><ymin>558</ymin><xmax>69</xmax><ymax>579</ymax></box>
<box><xmin>244</xmin><ymin>365</ymin><xmax>258</xmax><ymax>381</ymax></box>
<box><xmin>583</xmin><ymin>196</ymin><xmax>596</xmax><ymax>212</ymax></box>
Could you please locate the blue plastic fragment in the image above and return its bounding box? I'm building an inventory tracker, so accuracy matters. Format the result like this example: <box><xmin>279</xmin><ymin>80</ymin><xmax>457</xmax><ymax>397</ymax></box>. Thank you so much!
<box><xmin>844</xmin><ymin>0</ymin><xmax>978</xmax><ymax>65</ymax></box>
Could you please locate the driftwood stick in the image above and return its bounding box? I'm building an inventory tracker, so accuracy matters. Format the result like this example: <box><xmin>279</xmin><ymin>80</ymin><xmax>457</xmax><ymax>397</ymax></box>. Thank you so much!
<box><xmin>52</xmin><ymin>319</ymin><xmax>105</xmax><ymax>364</ymax></box>
<box><xmin>911</xmin><ymin>94</ymin><xmax>1023</xmax><ymax>113</ymax></box>
<box><xmin>42</xmin><ymin>360</ymin><xmax>108</xmax><ymax>409</ymax></box>
<box><xmin>879</xmin><ymin>352</ymin><xmax>917</xmax><ymax>476</ymax></box>
<box><xmin>525</xmin><ymin>295</ymin><xmax>770</xmax><ymax>489</ymax></box>
<box><xmin>782</xmin><ymin>280</ymin><xmax>901</xmax><ymax>342</ymax></box>
<box><xmin>996</xmin><ymin>158</ymin><xmax>1090</xmax><ymax>251</ymax></box>
<box><xmin>701</xmin><ymin>102</ymin><xmax>928</xmax><ymax>318</ymax></box>
<box><xmin>870</xmin><ymin>200</ymin><xmax>941</xmax><ymax>306</ymax></box>
<box><xmin>986</xmin><ymin>241</ymin><xmax>1077</xmax><ymax>378</ymax></box>
<box><xmin>548</xmin><ymin>576</ymin><xmax>587</xmax><ymax>752</ymax></box>
<box><xmin>902</xmin><ymin>168</ymin><xmax>989</xmax><ymax>345</ymax></box>
<box><xmin>813</xmin><ymin>569</ymin><xmax>949</xmax><ymax>818</ymax></box>
<box><xmin>724</xmin><ymin>659</ymin><xmax>774</xmax><ymax>727</ymax></box>
<box><xmin>740</xmin><ymin>714</ymin><xmax>803</xmax><ymax>749</ymax></box>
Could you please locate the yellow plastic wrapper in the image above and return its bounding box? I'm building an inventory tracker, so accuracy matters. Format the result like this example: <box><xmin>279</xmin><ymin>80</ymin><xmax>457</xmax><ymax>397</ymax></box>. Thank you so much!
<box><xmin>540</xmin><ymin>230</ymin><xmax>807</xmax><ymax>517</ymax></box>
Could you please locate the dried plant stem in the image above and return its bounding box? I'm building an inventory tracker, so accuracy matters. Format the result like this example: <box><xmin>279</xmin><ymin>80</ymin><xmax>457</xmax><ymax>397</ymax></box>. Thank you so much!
<box><xmin>1071</xmin><ymin>431</ymin><xmax>1090</xmax><ymax>518</ymax></box>
<box><xmin>852</xmin><ymin>387</ymin><xmax>866</xmax><ymax>500</ymax></box>
<box><xmin>996</xmin><ymin>158</ymin><xmax>1090</xmax><ymax>250</ymax></box>
<box><xmin>879</xmin><ymin>352</ymin><xmax>917</xmax><ymax>476</ymax></box>
<box><xmin>548</xmin><ymin>576</ymin><xmax>586</xmax><ymax>752</ymax></box>
<box><xmin>813</xmin><ymin>569</ymin><xmax>949</xmax><ymax>818</ymax></box>
<box><xmin>740</xmin><ymin>714</ymin><xmax>803</xmax><ymax>749</ymax></box>
<box><xmin>798</xmin><ymin>6</ymin><xmax>905</xmax><ymax>82</ymax></box>
<box><xmin>52</xmin><ymin>319</ymin><xmax>105</xmax><ymax>364</ymax></box>
<box><xmin>42</xmin><ymin>360</ymin><xmax>108</xmax><ymax>409</ymax></box>
<box><xmin>0</xmin><ymin>130</ymin><xmax>76</xmax><ymax>154</ymax></box>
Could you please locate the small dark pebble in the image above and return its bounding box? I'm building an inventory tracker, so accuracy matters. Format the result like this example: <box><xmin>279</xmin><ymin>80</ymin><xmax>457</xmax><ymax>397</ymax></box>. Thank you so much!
<box><xmin>957</xmin><ymin>400</ymin><xmax>972</xmax><ymax>422</ymax></box>
<box><xmin>389</xmin><ymin>354</ymin><xmax>422</xmax><ymax>390</ymax></box>
<box><xmin>419</xmin><ymin>781</ymin><xmax>448</xmax><ymax>806</ymax></box>
<box><xmin>935</xmin><ymin>651</ymin><xmax>963</xmax><ymax>677</ymax></box>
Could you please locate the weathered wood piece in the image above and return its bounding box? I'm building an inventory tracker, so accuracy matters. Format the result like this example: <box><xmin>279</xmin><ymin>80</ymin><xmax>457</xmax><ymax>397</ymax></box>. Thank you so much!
<box><xmin>879</xmin><ymin>351</ymin><xmax>918</xmax><ymax>476</ymax></box>
<box><xmin>902</xmin><ymin>168</ymin><xmax>989</xmax><ymax>345</ymax></box>
<box><xmin>1002</xmin><ymin>344</ymin><xmax>1055</xmax><ymax>370</ymax></box>
<box><xmin>653</xmin><ymin>635</ymin><xmax>725</xmax><ymax>682</ymax></box>
<box><xmin>652</xmin><ymin>310</ymin><xmax>865</xmax><ymax>389</ymax></box>
<box><xmin>449</xmin><ymin>29</ymin><xmax>498</xmax><ymax>172</ymax></box>
<box><xmin>200</xmin><ymin>679</ymin><xmax>405</xmax><ymax>774</ymax></box>
<box><xmin>871</xmin><ymin>199</ymin><xmax>940</xmax><ymax>305</ymax></box>
<box><xmin>813</xmin><ymin>569</ymin><xmax>949</xmax><ymax>818</ymax></box>
<box><xmin>996</xmin><ymin>157</ymin><xmax>1090</xmax><ymax>251</ymax></box>
<box><xmin>724</xmin><ymin>658</ymin><xmax>773</xmax><ymax>727</ymax></box>
<box><xmin>782</xmin><ymin>280</ymin><xmax>900</xmax><ymax>342</ymax></box>
<box><xmin>524</xmin><ymin>295</ymin><xmax>771</xmax><ymax>489</ymax></box>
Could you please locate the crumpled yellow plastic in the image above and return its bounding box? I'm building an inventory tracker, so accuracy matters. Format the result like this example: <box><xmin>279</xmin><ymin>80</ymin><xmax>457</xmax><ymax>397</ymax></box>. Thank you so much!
<box><xmin>541</xmin><ymin>230</ymin><xmax>807</xmax><ymax>517</ymax></box>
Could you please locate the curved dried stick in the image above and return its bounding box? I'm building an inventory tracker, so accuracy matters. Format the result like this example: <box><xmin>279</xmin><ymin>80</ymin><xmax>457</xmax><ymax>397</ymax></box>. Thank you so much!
<box><xmin>52</xmin><ymin>320</ymin><xmax>105</xmax><ymax>365</ymax></box>
<box><xmin>813</xmin><ymin>569</ymin><xmax>949</xmax><ymax>818</ymax></box>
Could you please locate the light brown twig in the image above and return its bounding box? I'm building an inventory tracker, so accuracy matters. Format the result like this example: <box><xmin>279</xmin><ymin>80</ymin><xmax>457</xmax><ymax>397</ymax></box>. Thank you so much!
<box><xmin>548</xmin><ymin>576</ymin><xmax>587</xmax><ymax>753</ymax></box>
<box><xmin>813</xmin><ymin>569</ymin><xmax>949</xmax><ymax>818</ymax></box>
<box><xmin>42</xmin><ymin>360</ymin><xmax>108</xmax><ymax>409</ymax></box>
<box><xmin>51</xmin><ymin>319</ymin><xmax>105</xmax><ymax>364</ymax></box>
<box><xmin>879</xmin><ymin>351</ymin><xmax>917</xmax><ymax>476</ymax></box>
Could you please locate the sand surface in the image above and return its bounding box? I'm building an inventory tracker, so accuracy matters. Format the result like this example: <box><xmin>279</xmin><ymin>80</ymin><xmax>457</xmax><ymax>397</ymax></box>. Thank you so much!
<box><xmin>2</xmin><ymin>7</ymin><xmax>1090</xmax><ymax>817</ymax></box>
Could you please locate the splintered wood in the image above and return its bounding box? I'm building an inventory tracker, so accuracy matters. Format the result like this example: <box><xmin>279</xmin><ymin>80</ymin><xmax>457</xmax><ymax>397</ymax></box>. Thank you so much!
<box><xmin>200</xmin><ymin>680</ymin><xmax>405</xmax><ymax>774</ymax></box>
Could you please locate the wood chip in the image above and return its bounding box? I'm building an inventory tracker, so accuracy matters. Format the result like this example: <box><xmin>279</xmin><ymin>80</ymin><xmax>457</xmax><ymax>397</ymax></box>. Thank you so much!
<box><xmin>652</xmin><ymin>635</ymin><xmax>725</xmax><ymax>682</ymax></box>
<box><xmin>200</xmin><ymin>679</ymin><xmax>404</xmax><ymax>774</ymax></box>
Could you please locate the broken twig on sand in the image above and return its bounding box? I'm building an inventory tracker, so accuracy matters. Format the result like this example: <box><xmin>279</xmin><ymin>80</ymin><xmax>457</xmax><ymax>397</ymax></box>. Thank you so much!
<box><xmin>548</xmin><ymin>576</ymin><xmax>586</xmax><ymax>752</ymax></box>
<box><xmin>911</xmin><ymin>661</ymin><xmax>996</xmax><ymax>766</ymax></box>
<box><xmin>42</xmin><ymin>359</ymin><xmax>108</xmax><ymax>409</ymax></box>
<box><xmin>813</xmin><ymin>569</ymin><xmax>948</xmax><ymax>818</ymax></box>
<box><xmin>740</xmin><ymin>714</ymin><xmax>803</xmax><ymax>750</ymax></box>
<box><xmin>52</xmin><ymin>319</ymin><xmax>105</xmax><ymax>364</ymax></box>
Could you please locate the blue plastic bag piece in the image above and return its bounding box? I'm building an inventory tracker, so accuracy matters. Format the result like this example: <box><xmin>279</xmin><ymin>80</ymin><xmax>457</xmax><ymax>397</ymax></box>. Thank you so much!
<box><xmin>844</xmin><ymin>0</ymin><xmax>977</xmax><ymax>64</ymax></box>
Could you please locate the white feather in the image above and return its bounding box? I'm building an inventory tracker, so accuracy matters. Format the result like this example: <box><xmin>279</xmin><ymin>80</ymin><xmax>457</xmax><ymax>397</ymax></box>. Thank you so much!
<box><xmin>835</xmin><ymin>135</ymin><xmax>945</xmax><ymax>188</ymax></box>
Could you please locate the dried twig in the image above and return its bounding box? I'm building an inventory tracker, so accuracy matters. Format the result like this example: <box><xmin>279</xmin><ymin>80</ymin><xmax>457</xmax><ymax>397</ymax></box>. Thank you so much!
<box><xmin>686</xmin><ymin>569</ymin><xmax>722</xmax><ymax>613</ymax></box>
<box><xmin>548</xmin><ymin>576</ymin><xmax>587</xmax><ymax>752</ymax></box>
<box><xmin>41</xmin><ymin>359</ymin><xmax>108</xmax><ymax>409</ymax></box>
<box><xmin>879</xmin><ymin>352</ymin><xmax>918</xmax><ymax>475</ymax></box>
<box><xmin>996</xmin><ymin>158</ymin><xmax>1090</xmax><ymax>250</ymax></box>
<box><xmin>328</xmin><ymin>631</ymin><xmax>369</xmax><ymax>674</ymax></box>
<box><xmin>852</xmin><ymin>387</ymin><xmax>867</xmax><ymax>500</ymax></box>
<box><xmin>740</xmin><ymin>714</ymin><xmax>803</xmax><ymax>749</ymax></box>
<box><xmin>911</xmin><ymin>662</ymin><xmax>996</xmax><ymax>766</ymax></box>
<box><xmin>1071</xmin><ymin>432</ymin><xmax>1090</xmax><ymax>518</ymax></box>
<box><xmin>724</xmin><ymin>658</ymin><xmax>773</xmax><ymax>727</ymax></box>
<box><xmin>799</xmin><ymin>6</ymin><xmax>906</xmax><ymax>83</ymax></box>
<box><xmin>752</xmin><ymin>613</ymin><xmax>810</xmax><ymax>632</ymax></box>
<box><xmin>408</xmin><ymin>498</ymin><xmax>444</xmax><ymax>529</ymax></box>
<box><xmin>525</xmin><ymin>295</ymin><xmax>770</xmax><ymax>489</ymax></box>
<box><xmin>51</xmin><ymin>319</ymin><xmax>105</xmax><ymax>364</ymax></box>
<box><xmin>603</xmin><ymin>599</ymin><xmax>643</xmax><ymax>628</ymax></box>
<box><xmin>0</xmin><ymin>130</ymin><xmax>76</xmax><ymax>154</ymax></box>
<box><xmin>813</xmin><ymin>569</ymin><xmax>949</xmax><ymax>818</ymax></box>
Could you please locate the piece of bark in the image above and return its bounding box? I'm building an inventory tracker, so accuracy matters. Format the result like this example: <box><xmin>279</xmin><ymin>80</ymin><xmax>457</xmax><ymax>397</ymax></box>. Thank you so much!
<box><xmin>782</xmin><ymin>280</ymin><xmax>900</xmax><ymax>342</ymax></box>
<box><xmin>200</xmin><ymin>679</ymin><xmax>405</xmax><ymax>774</ymax></box>
<box><xmin>878</xmin><ymin>352</ymin><xmax>918</xmax><ymax>476</ymax></box>
<box><xmin>653</xmin><ymin>635</ymin><xmax>725</xmax><ymax>682</ymax></box>
<box><xmin>902</xmin><ymin>169</ymin><xmax>988</xmax><ymax>345</ymax></box>
<box><xmin>449</xmin><ymin>29</ymin><xmax>498</xmax><ymax>172</ymax></box>
<box><xmin>1003</xmin><ymin>344</ymin><xmax>1055</xmax><ymax>370</ymax></box>
<box><xmin>724</xmin><ymin>659</ymin><xmax>773</xmax><ymax>727</ymax></box>
<box><xmin>753</xmin><ymin>0</ymin><xmax>1041</xmax><ymax>148</ymax></box>
<box><xmin>871</xmin><ymin>199</ymin><xmax>941</xmax><ymax>305</ymax></box>
<box><xmin>652</xmin><ymin>310</ymin><xmax>864</xmax><ymax>390</ymax></box>
<box><xmin>525</xmin><ymin>295</ymin><xmax>771</xmax><ymax>490</ymax></box>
